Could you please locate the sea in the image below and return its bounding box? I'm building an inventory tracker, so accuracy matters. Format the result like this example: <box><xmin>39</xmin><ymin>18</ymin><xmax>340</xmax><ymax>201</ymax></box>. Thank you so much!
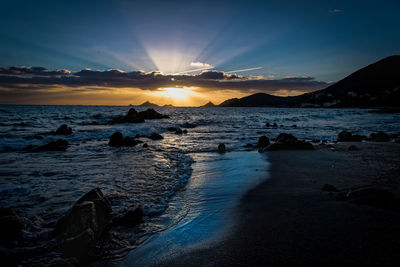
<box><xmin>1</xmin><ymin>105</ymin><xmax>399</xmax><ymax>266</ymax></box>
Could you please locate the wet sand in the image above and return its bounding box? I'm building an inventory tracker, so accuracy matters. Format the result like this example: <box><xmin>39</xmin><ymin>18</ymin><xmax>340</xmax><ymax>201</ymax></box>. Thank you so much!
<box><xmin>157</xmin><ymin>142</ymin><xmax>400</xmax><ymax>266</ymax></box>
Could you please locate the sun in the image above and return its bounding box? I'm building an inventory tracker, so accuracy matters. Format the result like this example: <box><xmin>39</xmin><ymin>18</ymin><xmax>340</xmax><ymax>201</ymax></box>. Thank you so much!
<box><xmin>154</xmin><ymin>87</ymin><xmax>191</xmax><ymax>100</ymax></box>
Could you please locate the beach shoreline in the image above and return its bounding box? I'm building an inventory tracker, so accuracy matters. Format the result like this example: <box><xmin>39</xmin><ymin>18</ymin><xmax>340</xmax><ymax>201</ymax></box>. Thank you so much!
<box><xmin>156</xmin><ymin>142</ymin><xmax>400</xmax><ymax>266</ymax></box>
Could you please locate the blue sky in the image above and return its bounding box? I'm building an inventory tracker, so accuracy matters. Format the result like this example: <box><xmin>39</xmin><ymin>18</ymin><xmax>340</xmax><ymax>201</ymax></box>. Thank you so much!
<box><xmin>1</xmin><ymin>0</ymin><xmax>399</xmax><ymax>82</ymax></box>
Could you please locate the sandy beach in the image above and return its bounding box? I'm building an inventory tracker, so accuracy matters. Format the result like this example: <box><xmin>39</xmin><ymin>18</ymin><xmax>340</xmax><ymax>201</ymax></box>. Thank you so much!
<box><xmin>158</xmin><ymin>142</ymin><xmax>400</xmax><ymax>266</ymax></box>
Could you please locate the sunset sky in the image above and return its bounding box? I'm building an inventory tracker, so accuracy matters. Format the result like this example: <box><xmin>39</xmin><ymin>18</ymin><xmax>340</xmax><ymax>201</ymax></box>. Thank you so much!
<box><xmin>0</xmin><ymin>0</ymin><xmax>399</xmax><ymax>106</ymax></box>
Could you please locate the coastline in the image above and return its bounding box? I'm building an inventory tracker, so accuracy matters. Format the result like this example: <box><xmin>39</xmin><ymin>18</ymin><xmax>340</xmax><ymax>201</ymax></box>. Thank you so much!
<box><xmin>157</xmin><ymin>142</ymin><xmax>400</xmax><ymax>266</ymax></box>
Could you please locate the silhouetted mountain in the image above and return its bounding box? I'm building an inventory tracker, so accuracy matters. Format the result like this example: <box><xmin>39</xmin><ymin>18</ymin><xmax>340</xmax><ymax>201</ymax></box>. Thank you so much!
<box><xmin>163</xmin><ymin>104</ymin><xmax>174</xmax><ymax>107</ymax></box>
<box><xmin>202</xmin><ymin>101</ymin><xmax>216</xmax><ymax>107</ymax></box>
<box><xmin>219</xmin><ymin>56</ymin><xmax>400</xmax><ymax>108</ymax></box>
<box><xmin>139</xmin><ymin>101</ymin><xmax>159</xmax><ymax>107</ymax></box>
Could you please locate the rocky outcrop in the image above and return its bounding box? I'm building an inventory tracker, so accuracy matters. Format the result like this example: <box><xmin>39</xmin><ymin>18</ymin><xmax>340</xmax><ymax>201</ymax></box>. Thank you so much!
<box><xmin>110</xmin><ymin>108</ymin><xmax>169</xmax><ymax>124</ymax></box>
<box><xmin>26</xmin><ymin>139</ymin><xmax>70</xmax><ymax>152</ymax></box>
<box><xmin>53</xmin><ymin>188</ymin><xmax>112</xmax><ymax>259</ymax></box>
<box><xmin>265</xmin><ymin>133</ymin><xmax>314</xmax><ymax>151</ymax></box>
<box><xmin>337</xmin><ymin>131</ymin><xmax>366</xmax><ymax>142</ymax></box>
<box><xmin>55</xmin><ymin>124</ymin><xmax>73</xmax><ymax>135</ymax></box>
<box><xmin>0</xmin><ymin>208</ymin><xmax>23</xmax><ymax>244</ymax></box>
<box><xmin>218</xmin><ymin>143</ymin><xmax>226</xmax><ymax>153</ymax></box>
<box><xmin>369</xmin><ymin>132</ymin><xmax>390</xmax><ymax>142</ymax></box>
<box><xmin>108</xmin><ymin>132</ymin><xmax>142</xmax><ymax>147</ymax></box>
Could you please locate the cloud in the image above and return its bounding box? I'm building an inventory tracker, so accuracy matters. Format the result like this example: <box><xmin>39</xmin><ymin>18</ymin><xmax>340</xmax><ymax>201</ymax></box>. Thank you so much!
<box><xmin>0</xmin><ymin>66</ymin><xmax>328</xmax><ymax>96</ymax></box>
<box><xmin>328</xmin><ymin>9</ymin><xmax>343</xmax><ymax>13</ymax></box>
<box><xmin>190</xmin><ymin>62</ymin><xmax>212</xmax><ymax>68</ymax></box>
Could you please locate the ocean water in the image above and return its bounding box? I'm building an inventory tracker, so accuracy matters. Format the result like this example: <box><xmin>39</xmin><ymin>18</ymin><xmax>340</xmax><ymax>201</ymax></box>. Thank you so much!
<box><xmin>1</xmin><ymin>105</ymin><xmax>400</xmax><ymax>265</ymax></box>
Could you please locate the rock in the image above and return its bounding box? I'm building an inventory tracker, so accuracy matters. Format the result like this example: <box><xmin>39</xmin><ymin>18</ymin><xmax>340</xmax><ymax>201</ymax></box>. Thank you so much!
<box><xmin>272</xmin><ymin>123</ymin><xmax>278</xmax><ymax>127</ymax></box>
<box><xmin>183</xmin><ymin>129</ymin><xmax>188</xmax><ymax>134</ymax></box>
<box><xmin>348</xmin><ymin>145</ymin><xmax>358</xmax><ymax>151</ymax></box>
<box><xmin>108</xmin><ymin>132</ymin><xmax>141</xmax><ymax>147</ymax></box>
<box><xmin>175</xmin><ymin>128</ymin><xmax>183</xmax><ymax>134</ymax></box>
<box><xmin>108</xmin><ymin>132</ymin><xmax>123</xmax><ymax>146</ymax></box>
<box><xmin>32</xmin><ymin>139</ymin><xmax>69</xmax><ymax>152</ymax></box>
<box><xmin>181</xmin><ymin>122</ymin><xmax>196</xmax><ymax>128</ymax></box>
<box><xmin>138</xmin><ymin>108</ymin><xmax>169</xmax><ymax>120</ymax></box>
<box><xmin>110</xmin><ymin>108</ymin><xmax>145</xmax><ymax>124</ymax></box>
<box><xmin>53</xmin><ymin>188</ymin><xmax>112</xmax><ymax>255</ymax></box>
<box><xmin>113</xmin><ymin>204</ymin><xmax>143</xmax><ymax>227</ymax></box>
<box><xmin>55</xmin><ymin>124</ymin><xmax>72</xmax><ymax>135</ymax></box>
<box><xmin>218</xmin><ymin>143</ymin><xmax>226</xmax><ymax>153</ymax></box>
<box><xmin>256</xmin><ymin>136</ymin><xmax>270</xmax><ymax>148</ymax></box>
<box><xmin>369</xmin><ymin>132</ymin><xmax>390</xmax><ymax>142</ymax></box>
<box><xmin>148</xmin><ymin>133</ymin><xmax>163</xmax><ymax>140</ymax></box>
<box><xmin>265</xmin><ymin>133</ymin><xmax>314</xmax><ymax>151</ymax></box>
<box><xmin>142</xmin><ymin>143</ymin><xmax>148</xmax><ymax>148</ymax></box>
<box><xmin>61</xmin><ymin>228</ymin><xmax>95</xmax><ymax>259</ymax></box>
<box><xmin>0</xmin><ymin>208</ymin><xmax>23</xmax><ymax>244</ymax></box>
<box><xmin>265</xmin><ymin>123</ymin><xmax>270</xmax><ymax>127</ymax></box>
<box><xmin>346</xmin><ymin>187</ymin><xmax>398</xmax><ymax>209</ymax></box>
<box><xmin>291</xmin><ymin>124</ymin><xmax>297</xmax><ymax>127</ymax></box>
<box><xmin>337</xmin><ymin>131</ymin><xmax>366</xmax><ymax>142</ymax></box>
<box><xmin>167</xmin><ymin>127</ymin><xmax>178</xmax><ymax>132</ymax></box>
<box><xmin>322</xmin><ymin>184</ymin><xmax>339</xmax><ymax>192</ymax></box>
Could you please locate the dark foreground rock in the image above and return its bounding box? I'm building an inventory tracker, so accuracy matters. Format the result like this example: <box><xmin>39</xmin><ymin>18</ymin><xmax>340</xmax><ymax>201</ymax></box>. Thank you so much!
<box><xmin>148</xmin><ymin>133</ymin><xmax>163</xmax><ymax>140</ymax></box>
<box><xmin>346</xmin><ymin>187</ymin><xmax>399</xmax><ymax>210</ymax></box>
<box><xmin>53</xmin><ymin>188</ymin><xmax>112</xmax><ymax>259</ymax></box>
<box><xmin>369</xmin><ymin>132</ymin><xmax>390</xmax><ymax>142</ymax></box>
<box><xmin>112</xmin><ymin>204</ymin><xmax>143</xmax><ymax>227</ymax></box>
<box><xmin>108</xmin><ymin>132</ymin><xmax>142</xmax><ymax>147</ymax></box>
<box><xmin>26</xmin><ymin>139</ymin><xmax>70</xmax><ymax>152</ymax></box>
<box><xmin>337</xmin><ymin>131</ymin><xmax>366</xmax><ymax>142</ymax></box>
<box><xmin>256</xmin><ymin>136</ymin><xmax>270</xmax><ymax>148</ymax></box>
<box><xmin>110</xmin><ymin>108</ymin><xmax>168</xmax><ymax>124</ymax></box>
<box><xmin>264</xmin><ymin>133</ymin><xmax>314</xmax><ymax>151</ymax></box>
<box><xmin>55</xmin><ymin>124</ymin><xmax>73</xmax><ymax>135</ymax></box>
<box><xmin>0</xmin><ymin>208</ymin><xmax>23</xmax><ymax>244</ymax></box>
<box><xmin>218</xmin><ymin>143</ymin><xmax>226</xmax><ymax>153</ymax></box>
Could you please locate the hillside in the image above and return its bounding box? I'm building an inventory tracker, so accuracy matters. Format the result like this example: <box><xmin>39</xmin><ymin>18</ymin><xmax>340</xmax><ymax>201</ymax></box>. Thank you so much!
<box><xmin>219</xmin><ymin>56</ymin><xmax>400</xmax><ymax>108</ymax></box>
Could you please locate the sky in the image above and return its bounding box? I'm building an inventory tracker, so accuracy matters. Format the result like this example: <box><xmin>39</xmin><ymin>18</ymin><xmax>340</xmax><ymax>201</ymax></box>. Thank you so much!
<box><xmin>0</xmin><ymin>0</ymin><xmax>399</xmax><ymax>106</ymax></box>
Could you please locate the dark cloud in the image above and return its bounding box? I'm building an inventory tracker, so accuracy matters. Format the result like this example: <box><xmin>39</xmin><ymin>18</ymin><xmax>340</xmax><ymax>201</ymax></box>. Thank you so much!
<box><xmin>0</xmin><ymin>66</ymin><xmax>328</xmax><ymax>94</ymax></box>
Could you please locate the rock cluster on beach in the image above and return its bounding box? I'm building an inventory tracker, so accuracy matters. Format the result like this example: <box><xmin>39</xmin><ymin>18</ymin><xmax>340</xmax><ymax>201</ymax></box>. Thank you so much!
<box><xmin>110</xmin><ymin>108</ymin><xmax>169</xmax><ymax>124</ymax></box>
<box><xmin>258</xmin><ymin>133</ymin><xmax>314</xmax><ymax>152</ymax></box>
<box><xmin>108</xmin><ymin>132</ymin><xmax>142</xmax><ymax>147</ymax></box>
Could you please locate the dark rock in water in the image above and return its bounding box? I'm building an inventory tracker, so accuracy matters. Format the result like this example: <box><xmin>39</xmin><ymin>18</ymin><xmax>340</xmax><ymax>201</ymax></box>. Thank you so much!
<box><xmin>61</xmin><ymin>228</ymin><xmax>95</xmax><ymax>259</ymax></box>
<box><xmin>265</xmin><ymin>123</ymin><xmax>271</xmax><ymax>127</ymax></box>
<box><xmin>218</xmin><ymin>143</ymin><xmax>226</xmax><ymax>153</ymax></box>
<box><xmin>346</xmin><ymin>187</ymin><xmax>398</xmax><ymax>209</ymax></box>
<box><xmin>265</xmin><ymin>133</ymin><xmax>314</xmax><ymax>151</ymax></box>
<box><xmin>280</xmin><ymin>125</ymin><xmax>284</xmax><ymax>127</ymax></box>
<box><xmin>291</xmin><ymin>124</ymin><xmax>297</xmax><ymax>127</ymax></box>
<box><xmin>138</xmin><ymin>108</ymin><xmax>169</xmax><ymax>120</ymax></box>
<box><xmin>31</xmin><ymin>139</ymin><xmax>69</xmax><ymax>152</ymax></box>
<box><xmin>55</xmin><ymin>124</ymin><xmax>72</xmax><ymax>135</ymax></box>
<box><xmin>113</xmin><ymin>204</ymin><xmax>143</xmax><ymax>227</ymax></box>
<box><xmin>322</xmin><ymin>184</ymin><xmax>340</xmax><ymax>192</ymax></box>
<box><xmin>272</xmin><ymin>123</ymin><xmax>278</xmax><ymax>127</ymax></box>
<box><xmin>109</xmin><ymin>132</ymin><xmax>123</xmax><ymax>146</ymax></box>
<box><xmin>167</xmin><ymin>127</ymin><xmax>178</xmax><ymax>132</ymax></box>
<box><xmin>183</xmin><ymin>129</ymin><xmax>188</xmax><ymax>134</ymax></box>
<box><xmin>369</xmin><ymin>132</ymin><xmax>390</xmax><ymax>142</ymax></box>
<box><xmin>348</xmin><ymin>145</ymin><xmax>358</xmax><ymax>151</ymax></box>
<box><xmin>111</xmin><ymin>108</ymin><xmax>168</xmax><ymax>124</ymax></box>
<box><xmin>108</xmin><ymin>132</ymin><xmax>141</xmax><ymax>147</ymax></box>
<box><xmin>175</xmin><ymin>128</ymin><xmax>183</xmax><ymax>134</ymax></box>
<box><xmin>181</xmin><ymin>122</ymin><xmax>196</xmax><ymax>128</ymax></box>
<box><xmin>256</xmin><ymin>136</ymin><xmax>270</xmax><ymax>148</ymax></box>
<box><xmin>148</xmin><ymin>133</ymin><xmax>163</xmax><ymax>140</ymax></box>
<box><xmin>0</xmin><ymin>208</ymin><xmax>23</xmax><ymax>244</ymax></box>
<box><xmin>142</xmin><ymin>143</ymin><xmax>148</xmax><ymax>148</ymax></box>
<box><xmin>54</xmin><ymin>188</ymin><xmax>112</xmax><ymax>258</ymax></box>
<box><xmin>337</xmin><ymin>131</ymin><xmax>366</xmax><ymax>142</ymax></box>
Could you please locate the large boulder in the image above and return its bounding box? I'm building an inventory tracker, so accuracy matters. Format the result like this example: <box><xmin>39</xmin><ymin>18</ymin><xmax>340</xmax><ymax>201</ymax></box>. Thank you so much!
<box><xmin>0</xmin><ymin>208</ymin><xmax>23</xmax><ymax>244</ymax></box>
<box><xmin>138</xmin><ymin>108</ymin><xmax>169</xmax><ymax>120</ymax></box>
<box><xmin>369</xmin><ymin>132</ymin><xmax>390</xmax><ymax>142</ymax></box>
<box><xmin>31</xmin><ymin>139</ymin><xmax>69</xmax><ymax>152</ymax></box>
<box><xmin>256</xmin><ymin>136</ymin><xmax>270</xmax><ymax>148</ymax></box>
<box><xmin>108</xmin><ymin>132</ymin><xmax>142</xmax><ymax>147</ymax></box>
<box><xmin>53</xmin><ymin>188</ymin><xmax>112</xmax><ymax>258</ymax></box>
<box><xmin>346</xmin><ymin>187</ymin><xmax>398</xmax><ymax>209</ymax></box>
<box><xmin>55</xmin><ymin>124</ymin><xmax>72</xmax><ymax>135</ymax></box>
<box><xmin>337</xmin><ymin>131</ymin><xmax>366</xmax><ymax>142</ymax></box>
<box><xmin>265</xmin><ymin>133</ymin><xmax>314</xmax><ymax>151</ymax></box>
